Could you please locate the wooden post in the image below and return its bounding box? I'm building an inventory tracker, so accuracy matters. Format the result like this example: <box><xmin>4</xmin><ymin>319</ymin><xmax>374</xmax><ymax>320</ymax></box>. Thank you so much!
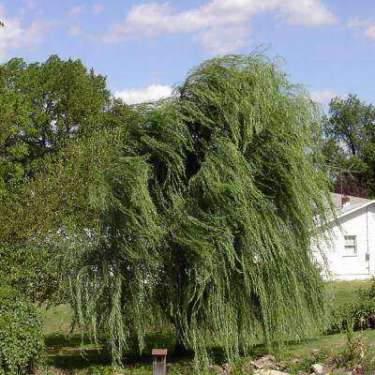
<box><xmin>152</xmin><ymin>348</ymin><xmax>167</xmax><ymax>375</ymax></box>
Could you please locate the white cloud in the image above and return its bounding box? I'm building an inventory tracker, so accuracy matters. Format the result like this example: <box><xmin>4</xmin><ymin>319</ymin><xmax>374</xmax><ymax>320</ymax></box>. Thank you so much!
<box><xmin>103</xmin><ymin>0</ymin><xmax>336</xmax><ymax>53</ymax></box>
<box><xmin>115</xmin><ymin>84</ymin><xmax>173</xmax><ymax>105</ymax></box>
<box><xmin>69</xmin><ymin>5</ymin><xmax>85</xmax><ymax>16</ymax></box>
<box><xmin>0</xmin><ymin>6</ymin><xmax>50</xmax><ymax>60</ymax></box>
<box><xmin>347</xmin><ymin>17</ymin><xmax>375</xmax><ymax>41</ymax></box>
<box><xmin>199</xmin><ymin>25</ymin><xmax>250</xmax><ymax>54</ymax></box>
<box><xmin>310</xmin><ymin>90</ymin><xmax>338</xmax><ymax>105</ymax></box>
<box><xmin>347</xmin><ymin>17</ymin><xmax>368</xmax><ymax>29</ymax></box>
<box><xmin>280</xmin><ymin>0</ymin><xmax>336</xmax><ymax>27</ymax></box>
<box><xmin>20</xmin><ymin>0</ymin><xmax>43</xmax><ymax>18</ymax></box>
<box><xmin>365</xmin><ymin>25</ymin><xmax>375</xmax><ymax>41</ymax></box>
<box><xmin>22</xmin><ymin>0</ymin><xmax>38</xmax><ymax>11</ymax></box>
<box><xmin>67</xmin><ymin>24</ymin><xmax>81</xmax><ymax>36</ymax></box>
<box><xmin>93</xmin><ymin>4</ymin><xmax>104</xmax><ymax>14</ymax></box>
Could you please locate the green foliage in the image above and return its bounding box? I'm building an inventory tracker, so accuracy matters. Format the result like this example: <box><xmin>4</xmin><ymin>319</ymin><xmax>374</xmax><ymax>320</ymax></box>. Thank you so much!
<box><xmin>326</xmin><ymin>279</ymin><xmax>375</xmax><ymax>334</ymax></box>
<box><xmin>0</xmin><ymin>55</ymin><xmax>110</xmax><ymax>193</ymax></box>
<box><xmin>285</xmin><ymin>349</ymin><xmax>329</xmax><ymax>374</ymax></box>
<box><xmin>85</xmin><ymin>366</ymin><xmax>114</xmax><ymax>375</ymax></box>
<box><xmin>1</xmin><ymin>53</ymin><xmax>332</xmax><ymax>369</ymax></box>
<box><xmin>0</xmin><ymin>285</ymin><xmax>44</xmax><ymax>374</ymax></box>
<box><xmin>0</xmin><ymin>245</ymin><xmax>60</xmax><ymax>302</ymax></box>
<box><xmin>160</xmin><ymin>54</ymin><xmax>330</xmax><ymax>361</ymax></box>
<box><xmin>365</xmin><ymin>277</ymin><xmax>375</xmax><ymax>299</ymax></box>
<box><xmin>0</xmin><ymin>55</ymin><xmax>126</xmax><ymax>303</ymax></box>
<box><xmin>322</xmin><ymin>94</ymin><xmax>375</xmax><ymax>197</ymax></box>
<box><xmin>327</xmin><ymin>301</ymin><xmax>373</xmax><ymax>334</ymax></box>
<box><xmin>333</xmin><ymin>332</ymin><xmax>370</xmax><ymax>372</ymax></box>
<box><xmin>41</xmin><ymin>54</ymin><xmax>330</xmax><ymax>366</ymax></box>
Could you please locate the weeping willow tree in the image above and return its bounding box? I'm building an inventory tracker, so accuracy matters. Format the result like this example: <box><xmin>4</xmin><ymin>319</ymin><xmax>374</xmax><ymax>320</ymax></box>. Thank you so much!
<box><xmin>4</xmin><ymin>53</ymin><xmax>331</xmax><ymax>367</ymax></box>
<box><xmin>164</xmin><ymin>55</ymin><xmax>330</xmax><ymax>359</ymax></box>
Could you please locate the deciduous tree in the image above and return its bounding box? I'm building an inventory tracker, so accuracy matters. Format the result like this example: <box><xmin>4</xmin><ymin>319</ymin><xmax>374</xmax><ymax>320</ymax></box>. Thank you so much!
<box><xmin>0</xmin><ymin>55</ymin><xmax>109</xmax><ymax>193</ymax></box>
<box><xmin>2</xmin><ymin>54</ymin><xmax>331</xmax><ymax>368</ymax></box>
<box><xmin>322</xmin><ymin>94</ymin><xmax>375</xmax><ymax>197</ymax></box>
<box><xmin>43</xmin><ymin>55</ymin><xmax>330</xmax><ymax>365</ymax></box>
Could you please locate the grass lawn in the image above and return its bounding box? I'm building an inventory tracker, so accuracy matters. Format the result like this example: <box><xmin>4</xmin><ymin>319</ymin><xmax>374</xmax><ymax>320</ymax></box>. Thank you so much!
<box><xmin>41</xmin><ymin>329</ymin><xmax>375</xmax><ymax>374</ymax></box>
<box><xmin>40</xmin><ymin>280</ymin><xmax>375</xmax><ymax>374</ymax></box>
<box><xmin>42</xmin><ymin>304</ymin><xmax>73</xmax><ymax>336</ymax></box>
<box><xmin>281</xmin><ymin>329</ymin><xmax>375</xmax><ymax>359</ymax></box>
<box><xmin>325</xmin><ymin>279</ymin><xmax>372</xmax><ymax>307</ymax></box>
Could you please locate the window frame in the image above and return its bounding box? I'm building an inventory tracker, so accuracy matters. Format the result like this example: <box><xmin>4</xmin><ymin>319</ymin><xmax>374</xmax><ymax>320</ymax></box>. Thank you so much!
<box><xmin>343</xmin><ymin>235</ymin><xmax>357</xmax><ymax>257</ymax></box>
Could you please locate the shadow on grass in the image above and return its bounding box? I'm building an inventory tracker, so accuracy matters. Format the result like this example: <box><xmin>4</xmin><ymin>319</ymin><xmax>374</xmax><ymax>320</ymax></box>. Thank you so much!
<box><xmin>46</xmin><ymin>333</ymin><xmax>88</xmax><ymax>349</ymax></box>
<box><xmin>46</xmin><ymin>331</ymin><xmax>195</xmax><ymax>371</ymax></box>
<box><xmin>49</xmin><ymin>350</ymin><xmax>111</xmax><ymax>370</ymax></box>
<box><xmin>48</xmin><ymin>330</ymin><xmax>340</xmax><ymax>371</ymax></box>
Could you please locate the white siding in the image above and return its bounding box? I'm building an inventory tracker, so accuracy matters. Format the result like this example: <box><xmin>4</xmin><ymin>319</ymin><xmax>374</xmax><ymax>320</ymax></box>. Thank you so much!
<box><xmin>368</xmin><ymin>205</ymin><xmax>375</xmax><ymax>275</ymax></box>
<box><xmin>313</xmin><ymin>204</ymin><xmax>375</xmax><ymax>280</ymax></box>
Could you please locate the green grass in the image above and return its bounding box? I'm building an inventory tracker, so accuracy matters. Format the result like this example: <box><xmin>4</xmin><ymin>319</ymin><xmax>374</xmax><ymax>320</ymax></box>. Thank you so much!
<box><xmin>326</xmin><ymin>280</ymin><xmax>372</xmax><ymax>307</ymax></box>
<box><xmin>40</xmin><ymin>329</ymin><xmax>375</xmax><ymax>374</ymax></box>
<box><xmin>279</xmin><ymin>329</ymin><xmax>375</xmax><ymax>359</ymax></box>
<box><xmin>42</xmin><ymin>304</ymin><xmax>73</xmax><ymax>336</ymax></box>
<box><xmin>39</xmin><ymin>281</ymin><xmax>375</xmax><ymax>374</ymax></box>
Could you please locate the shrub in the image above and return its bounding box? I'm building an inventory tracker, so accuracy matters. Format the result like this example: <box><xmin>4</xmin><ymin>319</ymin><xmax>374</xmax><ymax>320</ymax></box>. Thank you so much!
<box><xmin>327</xmin><ymin>300</ymin><xmax>375</xmax><ymax>334</ymax></box>
<box><xmin>326</xmin><ymin>279</ymin><xmax>375</xmax><ymax>334</ymax></box>
<box><xmin>0</xmin><ymin>285</ymin><xmax>44</xmax><ymax>374</ymax></box>
<box><xmin>88</xmin><ymin>366</ymin><xmax>114</xmax><ymax>375</ymax></box>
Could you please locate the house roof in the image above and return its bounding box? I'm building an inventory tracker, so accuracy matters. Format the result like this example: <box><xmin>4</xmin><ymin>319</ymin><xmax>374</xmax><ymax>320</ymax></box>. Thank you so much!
<box><xmin>331</xmin><ymin>192</ymin><xmax>375</xmax><ymax>220</ymax></box>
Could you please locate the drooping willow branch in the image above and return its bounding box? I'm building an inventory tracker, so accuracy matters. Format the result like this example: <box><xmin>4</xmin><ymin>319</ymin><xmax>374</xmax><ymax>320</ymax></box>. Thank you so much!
<box><xmin>15</xmin><ymin>53</ymin><xmax>331</xmax><ymax>368</ymax></box>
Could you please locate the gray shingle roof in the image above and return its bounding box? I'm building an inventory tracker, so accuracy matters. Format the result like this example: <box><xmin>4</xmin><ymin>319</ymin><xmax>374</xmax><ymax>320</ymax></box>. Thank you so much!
<box><xmin>331</xmin><ymin>192</ymin><xmax>374</xmax><ymax>216</ymax></box>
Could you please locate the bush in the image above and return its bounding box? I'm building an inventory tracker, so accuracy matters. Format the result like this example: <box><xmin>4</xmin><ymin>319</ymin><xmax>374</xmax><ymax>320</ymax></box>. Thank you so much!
<box><xmin>0</xmin><ymin>285</ymin><xmax>44</xmax><ymax>374</ymax></box>
<box><xmin>326</xmin><ymin>279</ymin><xmax>375</xmax><ymax>334</ymax></box>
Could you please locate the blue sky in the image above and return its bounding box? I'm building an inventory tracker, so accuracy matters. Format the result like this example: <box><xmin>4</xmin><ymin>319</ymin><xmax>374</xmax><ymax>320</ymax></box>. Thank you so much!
<box><xmin>0</xmin><ymin>0</ymin><xmax>374</xmax><ymax>105</ymax></box>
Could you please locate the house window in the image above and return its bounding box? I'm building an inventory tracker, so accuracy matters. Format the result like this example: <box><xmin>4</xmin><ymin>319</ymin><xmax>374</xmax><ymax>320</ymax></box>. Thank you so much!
<box><xmin>344</xmin><ymin>235</ymin><xmax>357</xmax><ymax>256</ymax></box>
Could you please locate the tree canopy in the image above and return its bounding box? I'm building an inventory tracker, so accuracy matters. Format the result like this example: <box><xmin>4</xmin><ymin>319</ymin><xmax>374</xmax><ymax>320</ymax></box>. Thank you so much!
<box><xmin>322</xmin><ymin>94</ymin><xmax>375</xmax><ymax>197</ymax></box>
<box><xmin>0</xmin><ymin>53</ymin><xmax>331</xmax><ymax>368</ymax></box>
<box><xmin>0</xmin><ymin>55</ymin><xmax>119</xmax><ymax>301</ymax></box>
<box><xmin>0</xmin><ymin>55</ymin><xmax>109</xmax><ymax>194</ymax></box>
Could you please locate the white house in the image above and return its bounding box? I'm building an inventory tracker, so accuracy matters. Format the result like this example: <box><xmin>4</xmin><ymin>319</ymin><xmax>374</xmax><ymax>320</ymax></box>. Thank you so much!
<box><xmin>313</xmin><ymin>193</ymin><xmax>375</xmax><ymax>281</ymax></box>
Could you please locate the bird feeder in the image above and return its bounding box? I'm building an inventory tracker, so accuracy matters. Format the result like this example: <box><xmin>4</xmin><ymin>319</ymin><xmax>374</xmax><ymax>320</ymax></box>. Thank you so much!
<box><xmin>152</xmin><ymin>348</ymin><xmax>167</xmax><ymax>375</ymax></box>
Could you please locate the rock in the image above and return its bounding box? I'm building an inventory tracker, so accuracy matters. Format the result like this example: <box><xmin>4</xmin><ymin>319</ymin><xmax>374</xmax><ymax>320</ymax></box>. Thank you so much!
<box><xmin>222</xmin><ymin>363</ymin><xmax>232</xmax><ymax>374</ymax></box>
<box><xmin>278</xmin><ymin>361</ymin><xmax>289</xmax><ymax>370</ymax></box>
<box><xmin>311</xmin><ymin>364</ymin><xmax>325</xmax><ymax>374</ymax></box>
<box><xmin>332</xmin><ymin>369</ymin><xmax>351</xmax><ymax>375</ymax></box>
<box><xmin>253</xmin><ymin>370</ymin><xmax>289</xmax><ymax>375</ymax></box>
<box><xmin>252</xmin><ymin>355</ymin><xmax>277</xmax><ymax>369</ymax></box>
<box><xmin>352</xmin><ymin>364</ymin><xmax>364</xmax><ymax>374</ymax></box>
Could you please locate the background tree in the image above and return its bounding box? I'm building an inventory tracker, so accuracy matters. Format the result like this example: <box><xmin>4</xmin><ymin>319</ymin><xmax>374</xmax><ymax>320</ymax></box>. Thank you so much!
<box><xmin>0</xmin><ymin>55</ymin><xmax>109</xmax><ymax>194</ymax></box>
<box><xmin>322</xmin><ymin>94</ymin><xmax>375</xmax><ymax>197</ymax></box>
<box><xmin>0</xmin><ymin>55</ymin><xmax>120</xmax><ymax>301</ymax></box>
